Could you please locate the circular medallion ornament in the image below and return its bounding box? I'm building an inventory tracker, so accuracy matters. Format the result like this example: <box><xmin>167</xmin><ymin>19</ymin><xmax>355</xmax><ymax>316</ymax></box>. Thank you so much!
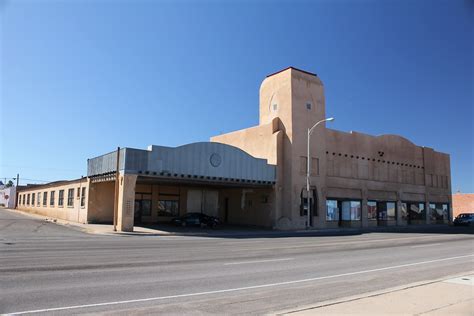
<box><xmin>210</xmin><ymin>153</ymin><xmax>222</xmax><ymax>167</ymax></box>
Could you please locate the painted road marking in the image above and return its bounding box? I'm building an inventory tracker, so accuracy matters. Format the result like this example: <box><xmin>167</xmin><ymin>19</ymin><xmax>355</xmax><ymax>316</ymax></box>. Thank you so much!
<box><xmin>9</xmin><ymin>254</ymin><xmax>474</xmax><ymax>315</ymax></box>
<box><xmin>224</xmin><ymin>258</ymin><xmax>294</xmax><ymax>265</ymax></box>
<box><xmin>225</xmin><ymin>235</ymin><xmax>471</xmax><ymax>251</ymax></box>
<box><xmin>410</xmin><ymin>243</ymin><xmax>442</xmax><ymax>248</ymax></box>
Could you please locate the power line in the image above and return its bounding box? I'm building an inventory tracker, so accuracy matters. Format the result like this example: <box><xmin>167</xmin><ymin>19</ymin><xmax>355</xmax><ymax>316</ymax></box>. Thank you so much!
<box><xmin>0</xmin><ymin>177</ymin><xmax>53</xmax><ymax>183</ymax></box>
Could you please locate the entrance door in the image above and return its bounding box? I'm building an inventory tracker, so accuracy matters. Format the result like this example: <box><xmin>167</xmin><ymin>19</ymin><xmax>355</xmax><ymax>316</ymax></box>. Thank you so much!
<box><xmin>186</xmin><ymin>189</ymin><xmax>219</xmax><ymax>216</ymax></box>
<box><xmin>224</xmin><ymin>198</ymin><xmax>229</xmax><ymax>223</ymax></box>
<box><xmin>134</xmin><ymin>200</ymin><xmax>142</xmax><ymax>224</ymax></box>
<box><xmin>377</xmin><ymin>202</ymin><xmax>387</xmax><ymax>226</ymax></box>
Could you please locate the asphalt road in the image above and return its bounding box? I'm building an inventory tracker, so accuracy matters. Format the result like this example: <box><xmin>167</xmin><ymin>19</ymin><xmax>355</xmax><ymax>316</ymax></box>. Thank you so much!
<box><xmin>1</xmin><ymin>208</ymin><xmax>473</xmax><ymax>315</ymax></box>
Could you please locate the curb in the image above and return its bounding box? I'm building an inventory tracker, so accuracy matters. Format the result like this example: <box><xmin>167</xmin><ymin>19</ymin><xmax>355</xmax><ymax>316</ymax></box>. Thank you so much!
<box><xmin>273</xmin><ymin>271</ymin><xmax>474</xmax><ymax>315</ymax></box>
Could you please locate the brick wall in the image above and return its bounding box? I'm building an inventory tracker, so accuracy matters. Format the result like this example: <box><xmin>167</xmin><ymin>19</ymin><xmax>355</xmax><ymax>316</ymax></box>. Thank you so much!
<box><xmin>452</xmin><ymin>193</ymin><xmax>474</xmax><ymax>217</ymax></box>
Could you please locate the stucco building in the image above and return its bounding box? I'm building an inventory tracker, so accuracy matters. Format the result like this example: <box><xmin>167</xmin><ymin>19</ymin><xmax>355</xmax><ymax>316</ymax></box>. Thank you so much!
<box><xmin>16</xmin><ymin>67</ymin><xmax>452</xmax><ymax>231</ymax></box>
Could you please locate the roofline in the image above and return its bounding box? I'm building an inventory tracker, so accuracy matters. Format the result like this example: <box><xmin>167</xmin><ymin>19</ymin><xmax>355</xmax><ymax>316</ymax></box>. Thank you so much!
<box><xmin>266</xmin><ymin>66</ymin><xmax>317</xmax><ymax>78</ymax></box>
<box><xmin>17</xmin><ymin>177</ymin><xmax>87</xmax><ymax>192</ymax></box>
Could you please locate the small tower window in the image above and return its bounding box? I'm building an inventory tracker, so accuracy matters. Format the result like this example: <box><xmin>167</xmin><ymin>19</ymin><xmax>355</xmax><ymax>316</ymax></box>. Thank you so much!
<box><xmin>272</xmin><ymin>104</ymin><xmax>278</xmax><ymax>111</ymax></box>
<box><xmin>306</xmin><ymin>103</ymin><xmax>312</xmax><ymax>110</ymax></box>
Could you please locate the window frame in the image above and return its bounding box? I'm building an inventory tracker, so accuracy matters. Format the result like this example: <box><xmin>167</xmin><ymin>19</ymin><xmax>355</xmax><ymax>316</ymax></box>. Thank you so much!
<box><xmin>50</xmin><ymin>191</ymin><xmax>55</xmax><ymax>207</ymax></box>
<box><xmin>67</xmin><ymin>188</ymin><xmax>74</xmax><ymax>207</ymax></box>
<box><xmin>58</xmin><ymin>190</ymin><xmax>64</xmax><ymax>207</ymax></box>
<box><xmin>157</xmin><ymin>199</ymin><xmax>179</xmax><ymax>217</ymax></box>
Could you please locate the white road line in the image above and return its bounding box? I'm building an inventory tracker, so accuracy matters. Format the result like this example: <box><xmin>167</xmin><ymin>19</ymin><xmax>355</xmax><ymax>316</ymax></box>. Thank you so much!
<box><xmin>410</xmin><ymin>243</ymin><xmax>442</xmax><ymax>248</ymax></box>
<box><xmin>9</xmin><ymin>254</ymin><xmax>474</xmax><ymax>315</ymax></box>
<box><xmin>218</xmin><ymin>234</ymin><xmax>440</xmax><ymax>245</ymax></box>
<box><xmin>227</xmin><ymin>235</ymin><xmax>470</xmax><ymax>251</ymax></box>
<box><xmin>224</xmin><ymin>258</ymin><xmax>294</xmax><ymax>265</ymax></box>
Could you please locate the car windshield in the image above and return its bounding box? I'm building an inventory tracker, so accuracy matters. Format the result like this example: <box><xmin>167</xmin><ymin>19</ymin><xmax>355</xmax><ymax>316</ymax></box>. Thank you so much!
<box><xmin>458</xmin><ymin>214</ymin><xmax>473</xmax><ymax>218</ymax></box>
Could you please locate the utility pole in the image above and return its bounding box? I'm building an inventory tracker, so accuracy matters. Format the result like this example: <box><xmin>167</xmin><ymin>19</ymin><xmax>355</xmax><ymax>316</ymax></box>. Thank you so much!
<box><xmin>15</xmin><ymin>174</ymin><xmax>19</xmax><ymax>208</ymax></box>
<box><xmin>113</xmin><ymin>147</ymin><xmax>120</xmax><ymax>232</ymax></box>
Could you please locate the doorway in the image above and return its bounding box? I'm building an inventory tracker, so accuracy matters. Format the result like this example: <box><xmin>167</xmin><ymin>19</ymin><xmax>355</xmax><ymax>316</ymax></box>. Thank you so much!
<box><xmin>224</xmin><ymin>197</ymin><xmax>229</xmax><ymax>223</ymax></box>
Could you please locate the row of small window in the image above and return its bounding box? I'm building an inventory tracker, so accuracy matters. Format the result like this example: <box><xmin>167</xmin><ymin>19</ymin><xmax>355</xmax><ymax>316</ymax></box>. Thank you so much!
<box><xmin>326</xmin><ymin>152</ymin><xmax>423</xmax><ymax>169</ymax></box>
<box><xmin>271</xmin><ymin>102</ymin><xmax>313</xmax><ymax>112</ymax></box>
<box><xmin>326</xmin><ymin>200</ymin><xmax>449</xmax><ymax>222</ymax></box>
<box><xmin>19</xmin><ymin>188</ymin><xmax>86</xmax><ymax>208</ymax></box>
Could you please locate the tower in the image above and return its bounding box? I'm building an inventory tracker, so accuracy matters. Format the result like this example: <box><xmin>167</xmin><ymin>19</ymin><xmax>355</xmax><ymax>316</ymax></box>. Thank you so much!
<box><xmin>259</xmin><ymin>67</ymin><xmax>328</xmax><ymax>228</ymax></box>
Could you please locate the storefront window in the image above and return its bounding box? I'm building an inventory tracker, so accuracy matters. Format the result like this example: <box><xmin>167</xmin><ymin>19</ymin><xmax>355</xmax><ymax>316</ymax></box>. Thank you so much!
<box><xmin>401</xmin><ymin>203</ymin><xmax>407</xmax><ymax>221</ymax></box>
<box><xmin>378</xmin><ymin>202</ymin><xmax>387</xmax><ymax>220</ymax></box>
<box><xmin>350</xmin><ymin>201</ymin><xmax>361</xmax><ymax>220</ymax></box>
<box><xmin>430</xmin><ymin>203</ymin><xmax>449</xmax><ymax>222</ymax></box>
<box><xmin>326</xmin><ymin>200</ymin><xmax>339</xmax><ymax>221</ymax></box>
<box><xmin>341</xmin><ymin>201</ymin><xmax>361</xmax><ymax>220</ymax></box>
<box><xmin>387</xmin><ymin>202</ymin><xmax>396</xmax><ymax>220</ymax></box>
<box><xmin>158</xmin><ymin>200</ymin><xmax>179</xmax><ymax>217</ymax></box>
<box><xmin>341</xmin><ymin>201</ymin><xmax>351</xmax><ymax>220</ymax></box>
<box><xmin>442</xmin><ymin>204</ymin><xmax>449</xmax><ymax>221</ymax></box>
<box><xmin>367</xmin><ymin>201</ymin><xmax>377</xmax><ymax>220</ymax></box>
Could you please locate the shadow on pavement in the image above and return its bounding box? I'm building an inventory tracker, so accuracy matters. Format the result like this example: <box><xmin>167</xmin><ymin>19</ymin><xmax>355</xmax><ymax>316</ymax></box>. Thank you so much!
<box><xmin>129</xmin><ymin>223</ymin><xmax>474</xmax><ymax>239</ymax></box>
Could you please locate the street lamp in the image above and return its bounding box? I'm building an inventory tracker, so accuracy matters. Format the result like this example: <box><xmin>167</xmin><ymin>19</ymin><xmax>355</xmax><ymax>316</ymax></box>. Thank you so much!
<box><xmin>307</xmin><ymin>117</ymin><xmax>335</xmax><ymax>229</ymax></box>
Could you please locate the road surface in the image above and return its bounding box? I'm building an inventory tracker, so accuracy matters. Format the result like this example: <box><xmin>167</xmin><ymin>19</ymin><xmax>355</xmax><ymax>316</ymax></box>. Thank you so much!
<box><xmin>1</xmin><ymin>208</ymin><xmax>473</xmax><ymax>315</ymax></box>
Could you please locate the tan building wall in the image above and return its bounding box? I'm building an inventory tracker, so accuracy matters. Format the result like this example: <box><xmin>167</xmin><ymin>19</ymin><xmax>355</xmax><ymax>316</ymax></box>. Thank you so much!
<box><xmin>17</xmin><ymin>178</ymin><xmax>89</xmax><ymax>224</ymax></box>
<box><xmin>212</xmin><ymin>67</ymin><xmax>452</xmax><ymax>229</ymax></box>
<box><xmin>87</xmin><ymin>181</ymin><xmax>115</xmax><ymax>223</ymax></box>
<box><xmin>452</xmin><ymin>193</ymin><xmax>474</xmax><ymax>217</ymax></box>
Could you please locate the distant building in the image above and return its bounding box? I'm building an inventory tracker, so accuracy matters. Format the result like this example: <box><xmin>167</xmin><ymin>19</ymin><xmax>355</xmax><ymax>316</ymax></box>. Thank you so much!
<box><xmin>452</xmin><ymin>193</ymin><xmax>474</xmax><ymax>218</ymax></box>
<box><xmin>0</xmin><ymin>186</ymin><xmax>17</xmax><ymax>209</ymax></box>
<box><xmin>16</xmin><ymin>67</ymin><xmax>452</xmax><ymax>231</ymax></box>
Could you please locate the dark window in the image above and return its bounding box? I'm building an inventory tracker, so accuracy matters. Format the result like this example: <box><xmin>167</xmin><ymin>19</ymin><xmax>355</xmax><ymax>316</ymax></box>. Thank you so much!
<box><xmin>27</xmin><ymin>194</ymin><xmax>30</xmax><ymax>205</ymax></box>
<box><xmin>67</xmin><ymin>188</ymin><xmax>74</xmax><ymax>207</ymax></box>
<box><xmin>306</xmin><ymin>103</ymin><xmax>312</xmax><ymax>110</ymax></box>
<box><xmin>158</xmin><ymin>200</ymin><xmax>179</xmax><ymax>217</ymax></box>
<box><xmin>43</xmin><ymin>192</ymin><xmax>48</xmax><ymax>206</ymax></box>
<box><xmin>31</xmin><ymin>193</ymin><xmax>35</xmax><ymax>206</ymax></box>
<box><xmin>430</xmin><ymin>203</ymin><xmax>449</xmax><ymax>222</ymax></box>
<box><xmin>58</xmin><ymin>190</ymin><xmax>64</xmax><ymax>207</ymax></box>
<box><xmin>37</xmin><ymin>193</ymin><xmax>41</xmax><ymax>206</ymax></box>
<box><xmin>300</xmin><ymin>189</ymin><xmax>318</xmax><ymax>217</ymax></box>
<box><xmin>367</xmin><ymin>201</ymin><xmax>377</xmax><ymax>220</ymax></box>
<box><xmin>401</xmin><ymin>203</ymin><xmax>407</xmax><ymax>221</ymax></box>
<box><xmin>406</xmin><ymin>202</ymin><xmax>425</xmax><ymax>221</ymax></box>
<box><xmin>50</xmin><ymin>191</ymin><xmax>55</xmax><ymax>206</ymax></box>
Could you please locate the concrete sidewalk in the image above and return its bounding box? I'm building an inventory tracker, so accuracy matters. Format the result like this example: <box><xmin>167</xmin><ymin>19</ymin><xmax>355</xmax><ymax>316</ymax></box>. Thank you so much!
<box><xmin>279</xmin><ymin>274</ymin><xmax>474</xmax><ymax>315</ymax></box>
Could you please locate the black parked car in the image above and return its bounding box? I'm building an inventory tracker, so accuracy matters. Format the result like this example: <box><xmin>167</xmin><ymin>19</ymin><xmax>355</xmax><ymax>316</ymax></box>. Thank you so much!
<box><xmin>171</xmin><ymin>212</ymin><xmax>220</xmax><ymax>228</ymax></box>
<box><xmin>453</xmin><ymin>213</ymin><xmax>474</xmax><ymax>226</ymax></box>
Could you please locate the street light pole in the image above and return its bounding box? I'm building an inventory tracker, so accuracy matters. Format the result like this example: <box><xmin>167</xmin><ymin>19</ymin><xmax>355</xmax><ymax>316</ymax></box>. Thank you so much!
<box><xmin>307</xmin><ymin>117</ymin><xmax>335</xmax><ymax>229</ymax></box>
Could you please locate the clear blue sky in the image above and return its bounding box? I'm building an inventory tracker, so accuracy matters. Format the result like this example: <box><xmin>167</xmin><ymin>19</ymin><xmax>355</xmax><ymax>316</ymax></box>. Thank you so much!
<box><xmin>1</xmin><ymin>0</ymin><xmax>472</xmax><ymax>192</ymax></box>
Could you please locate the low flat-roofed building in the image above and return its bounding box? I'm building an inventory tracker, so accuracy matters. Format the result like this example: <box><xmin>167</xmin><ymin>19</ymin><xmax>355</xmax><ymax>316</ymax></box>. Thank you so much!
<box><xmin>16</xmin><ymin>67</ymin><xmax>452</xmax><ymax>231</ymax></box>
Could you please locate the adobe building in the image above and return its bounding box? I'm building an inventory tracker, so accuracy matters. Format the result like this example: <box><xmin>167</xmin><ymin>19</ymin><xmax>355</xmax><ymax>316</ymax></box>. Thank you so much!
<box><xmin>16</xmin><ymin>67</ymin><xmax>452</xmax><ymax>231</ymax></box>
